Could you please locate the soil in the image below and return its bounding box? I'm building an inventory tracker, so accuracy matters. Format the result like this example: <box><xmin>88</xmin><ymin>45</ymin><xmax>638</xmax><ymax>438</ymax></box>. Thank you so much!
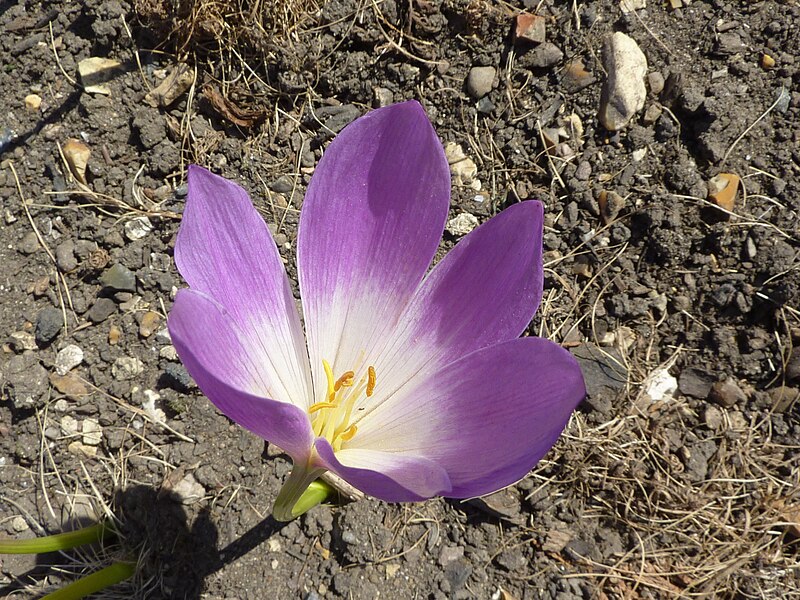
<box><xmin>1</xmin><ymin>0</ymin><xmax>799</xmax><ymax>598</ymax></box>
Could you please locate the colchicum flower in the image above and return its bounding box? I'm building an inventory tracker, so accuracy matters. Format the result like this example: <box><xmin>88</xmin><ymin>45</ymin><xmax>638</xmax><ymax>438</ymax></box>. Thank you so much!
<box><xmin>167</xmin><ymin>101</ymin><xmax>585</xmax><ymax>521</ymax></box>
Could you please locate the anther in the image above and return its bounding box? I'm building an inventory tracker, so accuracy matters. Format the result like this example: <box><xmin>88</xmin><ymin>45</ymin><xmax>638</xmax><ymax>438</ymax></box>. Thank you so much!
<box><xmin>366</xmin><ymin>366</ymin><xmax>376</xmax><ymax>397</ymax></box>
<box><xmin>334</xmin><ymin>371</ymin><xmax>355</xmax><ymax>391</ymax></box>
<box><xmin>309</xmin><ymin>402</ymin><xmax>337</xmax><ymax>414</ymax></box>
<box><xmin>339</xmin><ymin>424</ymin><xmax>358</xmax><ymax>442</ymax></box>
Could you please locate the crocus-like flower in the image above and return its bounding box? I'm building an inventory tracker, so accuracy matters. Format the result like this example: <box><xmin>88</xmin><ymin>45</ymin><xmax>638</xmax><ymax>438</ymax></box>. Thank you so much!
<box><xmin>167</xmin><ymin>101</ymin><xmax>585</xmax><ymax>521</ymax></box>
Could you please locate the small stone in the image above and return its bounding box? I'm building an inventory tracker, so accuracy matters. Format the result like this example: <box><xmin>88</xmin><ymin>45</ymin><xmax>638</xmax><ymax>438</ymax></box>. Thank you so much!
<box><xmin>466</xmin><ymin>66</ymin><xmax>496</xmax><ymax>99</ymax></box>
<box><xmin>19</xmin><ymin>231</ymin><xmax>41</xmax><ymax>254</ymax></box>
<box><xmin>124</xmin><ymin>216</ymin><xmax>153</xmax><ymax>241</ymax></box>
<box><xmin>35</xmin><ymin>307</ymin><xmax>63</xmax><ymax>345</ymax></box>
<box><xmin>11</xmin><ymin>516</ymin><xmax>29</xmax><ymax>532</ymax></box>
<box><xmin>100</xmin><ymin>263</ymin><xmax>137</xmax><ymax>292</ymax></box>
<box><xmin>496</xmin><ymin>549</ymin><xmax>526</xmax><ymax>572</ymax></box>
<box><xmin>647</xmin><ymin>71</ymin><xmax>665</xmax><ymax>95</ymax></box>
<box><xmin>159</xmin><ymin>345</ymin><xmax>178</xmax><ymax>361</ymax></box>
<box><xmin>444</xmin><ymin>143</ymin><xmax>478</xmax><ymax>185</ymax></box>
<box><xmin>708</xmin><ymin>173</ymin><xmax>739</xmax><ymax>212</ymax></box>
<box><xmin>139</xmin><ymin>311</ymin><xmax>161</xmax><ymax>338</ymax></box>
<box><xmin>24</xmin><ymin>94</ymin><xmax>42</xmax><ymax>111</ymax></box>
<box><xmin>476</xmin><ymin>97</ymin><xmax>495</xmax><ymax>114</ymax></box>
<box><xmin>520</xmin><ymin>42</ymin><xmax>563</xmax><ymax>69</ymax></box>
<box><xmin>446</xmin><ymin>213</ymin><xmax>479</xmax><ymax>237</ymax></box>
<box><xmin>761</xmin><ymin>53</ymin><xmax>776</xmax><ymax>70</ymax></box>
<box><xmin>769</xmin><ymin>386</ymin><xmax>799</xmax><ymax>413</ymax></box>
<box><xmin>372</xmin><ymin>86</ymin><xmax>393</xmax><ymax>108</ymax></box>
<box><xmin>599</xmin><ymin>190</ymin><xmax>625</xmax><ymax>224</ymax></box>
<box><xmin>78</xmin><ymin>57</ymin><xmax>122</xmax><ymax>95</ymax></box>
<box><xmin>787</xmin><ymin>348</ymin><xmax>800</xmax><ymax>383</ymax></box>
<box><xmin>82</xmin><ymin>418</ymin><xmax>102</xmax><ymax>445</ymax></box>
<box><xmin>543</xmin><ymin>529</ymin><xmax>572</xmax><ymax>553</ymax></box>
<box><xmin>704</xmin><ymin>405</ymin><xmax>724</xmax><ymax>430</ymax></box>
<box><xmin>108</xmin><ymin>325</ymin><xmax>122</xmax><ymax>345</ymax></box>
<box><xmin>55</xmin><ymin>344</ymin><xmax>84</xmax><ymax>375</ymax></box>
<box><xmin>141</xmin><ymin>389</ymin><xmax>166</xmax><ymax>423</ymax></box>
<box><xmin>514</xmin><ymin>13</ymin><xmax>546</xmax><ymax>44</ymax></box>
<box><xmin>643</xmin><ymin>368</ymin><xmax>677</xmax><ymax>402</ymax></box>
<box><xmin>162</xmin><ymin>363</ymin><xmax>195</xmax><ymax>391</ymax></box>
<box><xmin>55</xmin><ymin>239</ymin><xmax>78</xmax><ymax>272</ymax></box>
<box><xmin>642</xmin><ymin>104</ymin><xmax>663</xmax><ymax>125</ymax></box>
<box><xmin>49</xmin><ymin>372</ymin><xmax>88</xmax><ymax>398</ymax></box>
<box><xmin>620</xmin><ymin>0</ymin><xmax>646</xmax><ymax>13</ymax></box>
<box><xmin>575</xmin><ymin>160</ymin><xmax>592</xmax><ymax>180</ymax></box>
<box><xmin>86</xmin><ymin>297</ymin><xmax>117</xmax><ymax>323</ymax></box>
<box><xmin>599</xmin><ymin>32</ymin><xmax>648</xmax><ymax>131</ymax></box>
<box><xmin>466</xmin><ymin>488</ymin><xmax>522</xmax><ymax>523</ymax></box>
<box><xmin>678</xmin><ymin>368</ymin><xmax>714</xmax><ymax>399</ymax></box>
<box><xmin>170</xmin><ymin>473</ymin><xmax>205</xmax><ymax>504</ymax></box>
<box><xmin>562</xmin><ymin>59</ymin><xmax>596</xmax><ymax>93</ymax></box>
<box><xmin>438</xmin><ymin>546</ymin><xmax>464</xmax><ymax>567</ymax></box>
<box><xmin>68</xmin><ymin>441</ymin><xmax>97</xmax><ymax>458</ymax></box>
<box><xmin>112</xmin><ymin>356</ymin><xmax>144</xmax><ymax>380</ymax></box>
<box><xmin>9</xmin><ymin>331</ymin><xmax>37</xmax><ymax>351</ymax></box>
<box><xmin>708</xmin><ymin>378</ymin><xmax>747</xmax><ymax>407</ymax></box>
<box><xmin>60</xmin><ymin>415</ymin><xmax>79</xmax><ymax>436</ymax></box>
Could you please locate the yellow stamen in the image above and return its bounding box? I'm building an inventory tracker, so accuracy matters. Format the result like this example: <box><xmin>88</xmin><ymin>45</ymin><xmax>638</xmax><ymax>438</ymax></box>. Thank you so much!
<box><xmin>322</xmin><ymin>359</ymin><xmax>335</xmax><ymax>401</ymax></box>
<box><xmin>334</xmin><ymin>371</ymin><xmax>355</xmax><ymax>391</ymax></box>
<box><xmin>311</xmin><ymin>361</ymin><xmax>377</xmax><ymax>451</ymax></box>
<box><xmin>366</xmin><ymin>366</ymin><xmax>376</xmax><ymax>397</ymax></box>
<box><xmin>339</xmin><ymin>424</ymin><xmax>357</xmax><ymax>441</ymax></box>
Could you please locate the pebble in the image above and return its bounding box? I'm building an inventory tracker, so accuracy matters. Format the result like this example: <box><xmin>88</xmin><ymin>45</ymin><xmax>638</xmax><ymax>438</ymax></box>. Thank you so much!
<box><xmin>49</xmin><ymin>372</ymin><xmax>88</xmax><ymax>398</ymax></box>
<box><xmin>446</xmin><ymin>213</ymin><xmax>479</xmax><ymax>236</ymax></box>
<box><xmin>112</xmin><ymin>356</ymin><xmax>144</xmax><ymax>380</ymax></box>
<box><xmin>575</xmin><ymin>160</ymin><xmax>592</xmax><ymax>181</ymax></box>
<box><xmin>100</xmin><ymin>263</ymin><xmax>137</xmax><ymax>292</ymax></box>
<box><xmin>708</xmin><ymin>378</ymin><xmax>747</xmax><ymax>407</ymax></box>
<box><xmin>170</xmin><ymin>473</ymin><xmax>205</xmax><ymax>504</ymax></box>
<box><xmin>19</xmin><ymin>231</ymin><xmax>41</xmax><ymax>254</ymax></box>
<box><xmin>162</xmin><ymin>363</ymin><xmax>194</xmax><ymax>391</ymax></box>
<box><xmin>678</xmin><ymin>368</ymin><xmax>714</xmax><ymax>398</ymax></box>
<box><xmin>372</xmin><ymin>86</ymin><xmax>393</xmax><ymax>108</ymax></box>
<box><xmin>139</xmin><ymin>311</ymin><xmax>161</xmax><ymax>338</ymax></box>
<box><xmin>86</xmin><ymin>297</ymin><xmax>117</xmax><ymax>323</ymax></box>
<box><xmin>438</xmin><ymin>546</ymin><xmax>464</xmax><ymax>567</ymax></box>
<box><xmin>108</xmin><ymin>324</ymin><xmax>122</xmax><ymax>345</ymax></box>
<box><xmin>707</xmin><ymin>173</ymin><xmax>739</xmax><ymax>212</ymax></box>
<box><xmin>466</xmin><ymin>66</ymin><xmax>495</xmax><ymax>99</ymax></box>
<box><xmin>443</xmin><ymin>142</ymin><xmax>477</xmax><ymax>185</ymax></box>
<box><xmin>599</xmin><ymin>190</ymin><xmax>625</xmax><ymax>224</ymax></box>
<box><xmin>514</xmin><ymin>13</ymin><xmax>546</xmax><ymax>44</ymax></box>
<box><xmin>562</xmin><ymin>59</ymin><xmax>596</xmax><ymax>93</ymax></box>
<box><xmin>11</xmin><ymin>516</ymin><xmax>29</xmax><ymax>532</ymax></box>
<box><xmin>520</xmin><ymin>42</ymin><xmax>563</xmax><ymax>69</ymax></box>
<box><xmin>642</xmin><ymin>368</ymin><xmax>677</xmax><ymax>402</ymax></box>
<box><xmin>9</xmin><ymin>331</ymin><xmax>37</xmax><ymax>351</ymax></box>
<box><xmin>60</xmin><ymin>415</ymin><xmax>79</xmax><ymax>436</ymax></box>
<box><xmin>82</xmin><ymin>418</ymin><xmax>102</xmax><ymax>445</ymax></box>
<box><xmin>68</xmin><ymin>441</ymin><xmax>97</xmax><ymax>458</ymax></box>
<box><xmin>599</xmin><ymin>32</ymin><xmax>648</xmax><ymax>131</ymax></box>
<box><xmin>159</xmin><ymin>345</ymin><xmax>178</xmax><ymax>361</ymax></box>
<box><xmin>124</xmin><ymin>216</ymin><xmax>153</xmax><ymax>241</ymax></box>
<box><xmin>35</xmin><ymin>307</ymin><xmax>63</xmax><ymax>345</ymax></box>
<box><xmin>24</xmin><ymin>94</ymin><xmax>42</xmax><ymax>112</ymax></box>
<box><xmin>55</xmin><ymin>344</ymin><xmax>84</xmax><ymax>375</ymax></box>
<box><xmin>55</xmin><ymin>239</ymin><xmax>78</xmax><ymax>272</ymax></box>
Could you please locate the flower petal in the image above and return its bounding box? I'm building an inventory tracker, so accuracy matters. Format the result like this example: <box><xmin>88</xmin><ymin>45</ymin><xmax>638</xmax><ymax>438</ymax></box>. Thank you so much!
<box><xmin>313</xmin><ymin>439</ymin><xmax>451</xmax><ymax>502</ymax></box>
<box><xmin>297</xmin><ymin>101</ymin><xmax>451</xmax><ymax>403</ymax></box>
<box><xmin>168</xmin><ymin>289</ymin><xmax>314</xmax><ymax>461</ymax></box>
<box><xmin>353</xmin><ymin>337</ymin><xmax>585</xmax><ymax>498</ymax></box>
<box><xmin>371</xmin><ymin>201</ymin><xmax>544</xmax><ymax>402</ymax></box>
<box><xmin>175</xmin><ymin>165</ymin><xmax>311</xmax><ymax>408</ymax></box>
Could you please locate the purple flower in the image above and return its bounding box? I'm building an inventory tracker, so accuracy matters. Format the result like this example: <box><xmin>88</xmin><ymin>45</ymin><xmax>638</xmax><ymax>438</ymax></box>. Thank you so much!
<box><xmin>167</xmin><ymin>101</ymin><xmax>585</xmax><ymax>520</ymax></box>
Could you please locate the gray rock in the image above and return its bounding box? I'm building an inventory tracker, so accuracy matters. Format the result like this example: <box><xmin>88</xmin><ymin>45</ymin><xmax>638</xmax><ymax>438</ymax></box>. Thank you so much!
<box><xmin>35</xmin><ymin>307</ymin><xmax>63</xmax><ymax>345</ymax></box>
<box><xmin>55</xmin><ymin>344</ymin><xmax>84</xmax><ymax>375</ymax></box>
<box><xmin>86</xmin><ymin>297</ymin><xmax>117</xmax><ymax>323</ymax></box>
<box><xmin>520</xmin><ymin>42</ymin><xmax>563</xmax><ymax>69</ymax></box>
<box><xmin>678</xmin><ymin>368</ymin><xmax>714</xmax><ymax>399</ymax></box>
<box><xmin>55</xmin><ymin>239</ymin><xmax>78</xmax><ymax>272</ymax></box>
<box><xmin>708</xmin><ymin>378</ymin><xmax>747</xmax><ymax>407</ymax></box>
<box><xmin>161</xmin><ymin>363</ymin><xmax>195</xmax><ymax>391</ymax></box>
<box><xmin>19</xmin><ymin>231</ymin><xmax>40</xmax><ymax>254</ymax></box>
<box><xmin>466</xmin><ymin>66</ymin><xmax>495</xmax><ymax>99</ymax></box>
<box><xmin>5</xmin><ymin>353</ymin><xmax>48</xmax><ymax>408</ymax></box>
<box><xmin>112</xmin><ymin>356</ymin><xmax>144</xmax><ymax>380</ymax></box>
<box><xmin>599</xmin><ymin>32</ymin><xmax>648</xmax><ymax>131</ymax></box>
<box><xmin>100</xmin><ymin>263</ymin><xmax>137</xmax><ymax>292</ymax></box>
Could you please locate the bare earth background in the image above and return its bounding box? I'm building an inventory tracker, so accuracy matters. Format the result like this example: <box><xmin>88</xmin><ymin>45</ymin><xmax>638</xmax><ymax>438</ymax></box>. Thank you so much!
<box><xmin>1</xmin><ymin>0</ymin><xmax>799</xmax><ymax>598</ymax></box>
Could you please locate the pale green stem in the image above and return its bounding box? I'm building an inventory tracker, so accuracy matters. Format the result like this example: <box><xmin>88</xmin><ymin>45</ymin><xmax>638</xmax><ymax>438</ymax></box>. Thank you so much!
<box><xmin>42</xmin><ymin>561</ymin><xmax>135</xmax><ymax>600</ymax></box>
<box><xmin>0</xmin><ymin>522</ymin><xmax>113</xmax><ymax>554</ymax></box>
<box><xmin>272</xmin><ymin>463</ymin><xmax>329</xmax><ymax>522</ymax></box>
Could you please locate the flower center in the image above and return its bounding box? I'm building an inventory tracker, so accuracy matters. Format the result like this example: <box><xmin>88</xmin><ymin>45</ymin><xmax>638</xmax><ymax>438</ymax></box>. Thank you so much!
<box><xmin>308</xmin><ymin>359</ymin><xmax>376</xmax><ymax>452</ymax></box>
